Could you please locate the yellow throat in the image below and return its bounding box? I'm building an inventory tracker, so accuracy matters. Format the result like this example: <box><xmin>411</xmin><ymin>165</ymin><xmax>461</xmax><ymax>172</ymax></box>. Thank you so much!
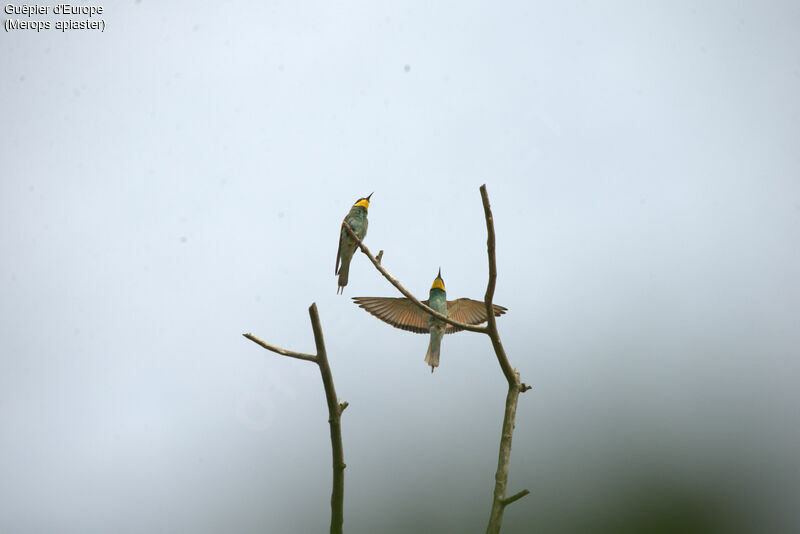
<box><xmin>431</xmin><ymin>276</ymin><xmax>445</xmax><ymax>291</ymax></box>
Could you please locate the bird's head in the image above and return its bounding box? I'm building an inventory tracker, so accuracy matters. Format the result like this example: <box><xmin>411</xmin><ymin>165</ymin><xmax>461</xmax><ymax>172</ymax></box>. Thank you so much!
<box><xmin>353</xmin><ymin>192</ymin><xmax>373</xmax><ymax>210</ymax></box>
<box><xmin>431</xmin><ymin>267</ymin><xmax>445</xmax><ymax>292</ymax></box>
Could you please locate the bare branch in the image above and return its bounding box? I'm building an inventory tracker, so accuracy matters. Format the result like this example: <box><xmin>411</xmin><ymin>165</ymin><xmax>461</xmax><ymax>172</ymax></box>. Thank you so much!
<box><xmin>500</xmin><ymin>489</ymin><xmax>530</xmax><ymax>507</ymax></box>
<box><xmin>242</xmin><ymin>333</ymin><xmax>317</xmax><ymax>363</ymax></box>
<box><xmin>243</xmin><ymin>304</ymin><xmax>346</xmax><ymax>534</ymax></box>
<box><xmin>307</xmin><ymin>303</ymin><xmax>346</xmax><ymax>534</ymax></box>
<box><xmin>480</xmin><ymin>184</ymin><xmax>516</xmax><ymax>385</ymax></box>
<box><xmin>487</xmin><ymin>369</ymin><xmax>525</xmax><ymax>534</ymax></box>
<box><xmin>479</xmin><ymin>184</ymin><xmax>529</xmax><ymax>534</ymax></box>
<box><xmin>343</xmin><ymin>222</ymin><xmax>487</xmax><ymax>334</ymax></box>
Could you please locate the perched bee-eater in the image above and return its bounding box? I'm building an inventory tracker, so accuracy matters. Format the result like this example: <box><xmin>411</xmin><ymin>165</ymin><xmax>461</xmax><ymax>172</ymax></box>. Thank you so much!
<box><xmin>352</xmin><ymin>269</ymin><xmax>507</xmax><ymax>372</ymax></box>
<box><xmin>335</xmin><ymin>193</ymin><xmax>372</xmax><ymax>294</ymax></box>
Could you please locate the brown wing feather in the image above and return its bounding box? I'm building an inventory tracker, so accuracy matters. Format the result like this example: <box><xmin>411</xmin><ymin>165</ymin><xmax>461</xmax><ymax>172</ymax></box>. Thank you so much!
<box><xmin>444</xmin><ymin>298</ymin><xmax>507</xmax><ymax>334</ymax></box>
<box><xmin>351</xmin><ymin>297</ymin><xmax>431</xmax><ymax>334</ymax></box>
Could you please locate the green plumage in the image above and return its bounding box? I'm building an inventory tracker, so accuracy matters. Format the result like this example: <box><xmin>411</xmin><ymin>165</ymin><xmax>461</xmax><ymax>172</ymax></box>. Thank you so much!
<box><xmin>335</xmin><ymin>195</ymin><xmax>371</xmax><ymax>294</ymax></box>
<box><xmin>425</xmin><ymin>287</ymin><xmax>448</xmax><ymax>371</ymax></box>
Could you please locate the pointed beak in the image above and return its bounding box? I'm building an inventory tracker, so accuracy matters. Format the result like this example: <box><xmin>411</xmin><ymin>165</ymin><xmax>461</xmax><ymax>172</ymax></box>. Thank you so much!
<box><xmin>437</xmin><ymin>267</ymin><xmax>442</xmax><ymax>279</ymax></box>
<box><xmin>366</xmin><ymin>192</ymin><xmax>373</xmax><ymax>201</ymax></box>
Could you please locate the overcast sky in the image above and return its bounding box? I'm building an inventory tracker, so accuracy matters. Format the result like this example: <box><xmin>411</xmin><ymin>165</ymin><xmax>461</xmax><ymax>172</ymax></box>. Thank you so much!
<box><xmin>2</xmin><ymin>2</ymin><xmax>799</xmax><ymax>533</ymax></box>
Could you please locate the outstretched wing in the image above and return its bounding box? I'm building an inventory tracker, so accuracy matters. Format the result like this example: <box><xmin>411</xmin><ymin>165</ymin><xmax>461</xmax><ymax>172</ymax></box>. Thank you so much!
<box><xmin>351</xmin><ymin>297</ymin><xmax>432</xmax><ymax>334</ymax></box>
<box><xmin>445</xmin><ymin>298</ymin><xmax>507</xmax><ymax>334</ymax></box>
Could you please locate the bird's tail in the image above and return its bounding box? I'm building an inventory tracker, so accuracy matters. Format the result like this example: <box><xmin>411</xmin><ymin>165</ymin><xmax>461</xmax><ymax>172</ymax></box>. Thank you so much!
<box><xmin>336</xmin><ymin>258</ymin><xmax>350</xmax><ymax>295</ymax></box>
<box><xmin>424</xmin><ymin>332</ymin><xmax>442</xmax><ymax>373</ymax></box>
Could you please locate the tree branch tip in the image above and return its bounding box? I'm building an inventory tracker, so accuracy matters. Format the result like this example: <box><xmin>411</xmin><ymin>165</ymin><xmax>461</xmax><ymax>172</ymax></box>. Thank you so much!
<box><xmin>338</xmin><ymin>401</ymin><xmax>349</xmax><ymax>414</ymax></box>
<box><xmin>521</xmin><ymin>383</ymin><xmax>532</xmax><ymax>392</ymax></box>
<box><xmin>501</xmin><ymin>489</ymin><xmax>530</xmax><ymax>507</ymax></box>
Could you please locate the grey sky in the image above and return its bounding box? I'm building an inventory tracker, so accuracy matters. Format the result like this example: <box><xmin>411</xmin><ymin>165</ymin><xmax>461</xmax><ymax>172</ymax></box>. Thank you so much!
<box><xmin>2</xmin><ymin>2</ymin><xmax>799</xmax><ymax>532</ymax></box>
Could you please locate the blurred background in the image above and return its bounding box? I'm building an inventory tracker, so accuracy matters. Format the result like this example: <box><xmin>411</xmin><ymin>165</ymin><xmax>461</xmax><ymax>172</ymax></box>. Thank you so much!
<box><xmin>2</xmin><ymin>2</ymin><xmax>798</xmax><ymax>533</ymax></box>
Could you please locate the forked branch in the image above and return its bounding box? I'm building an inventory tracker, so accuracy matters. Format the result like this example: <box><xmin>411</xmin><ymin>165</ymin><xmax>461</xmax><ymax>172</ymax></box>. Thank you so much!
<box><xmin>477</xmin><ymin>185</ymin><xmax>530</xmax><ymax>534</ymax></box>
<box><xmin>243</xmin><ymin>303</ymin><xmax>346</xmax><ymax>534</ymax></box>
<box><xmin>348</xmin><ymin>184</ymin><xmax>530</xmax><ymax>533</ymax></box>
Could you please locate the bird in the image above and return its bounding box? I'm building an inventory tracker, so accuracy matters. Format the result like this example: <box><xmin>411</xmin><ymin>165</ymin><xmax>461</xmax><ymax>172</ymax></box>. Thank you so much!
<box><xmin>335</xmin><ymin>193</ymin><xmax>372</xmax><ymax>294</ymax></box>
<box><xmin>352</xmin><ymin>269</ymin><xmax>507</xmax><ymax>372</ymax></box>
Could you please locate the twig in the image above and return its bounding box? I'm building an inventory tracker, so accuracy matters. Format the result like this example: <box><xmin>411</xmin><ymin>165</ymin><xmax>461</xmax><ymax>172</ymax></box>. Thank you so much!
<box><xmin>500</xmin><ymin>489</ymin><xmax>530</xmax><ymax>507</ymax></box>
<box><xmin>243</xmin><ymin>303</ymin><xmax>346</xmax><ymax>534</ymax></box>
<box><xmin>342</xmin><ymin>222</ymin><xmax>487</xmax><ymax>334</ymax></box>
<box><xmin>241</xmin><ymin>333</ymin><xmax>317</xmax><ymax>363</ymax></box>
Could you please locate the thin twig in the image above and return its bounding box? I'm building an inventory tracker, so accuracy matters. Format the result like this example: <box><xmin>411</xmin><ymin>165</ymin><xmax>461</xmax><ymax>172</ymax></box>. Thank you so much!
<box><xmin>243</xmin><ymin>304</ymin><xmax>346</xmax><ymax>534</ymax></box>
<box><xmin>242</xmin><ymin>333</ymin><xmax>317</xmax><ymax>362</ymax></box>
<box><xmin>342</xmin><ymin>222</ymin><xmax>487</xmax><ymax>334</ymax></box>
<box><xmin>500</xmin><ymin>489</ymin><xmax>530</xmax><ymax>507</ymax></box>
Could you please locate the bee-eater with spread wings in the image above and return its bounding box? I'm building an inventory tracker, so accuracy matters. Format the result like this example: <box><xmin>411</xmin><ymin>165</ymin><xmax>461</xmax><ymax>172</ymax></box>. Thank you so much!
<box><xmin>352</xmin><ymin>269</ymin><xmax>507</xmax><ymax>372</ymax></box>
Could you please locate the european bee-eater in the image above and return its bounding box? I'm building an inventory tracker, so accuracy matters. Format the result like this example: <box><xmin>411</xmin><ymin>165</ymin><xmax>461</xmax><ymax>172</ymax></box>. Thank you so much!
<box><xmin>335</xmin><ymin>193</ymin><xmax>371</xmax><ymax>294</ymax></box>
<box><xmin>352</xmin><ymin>269</ymin><xmax>507</xmax><ymax>372</ymax></box>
